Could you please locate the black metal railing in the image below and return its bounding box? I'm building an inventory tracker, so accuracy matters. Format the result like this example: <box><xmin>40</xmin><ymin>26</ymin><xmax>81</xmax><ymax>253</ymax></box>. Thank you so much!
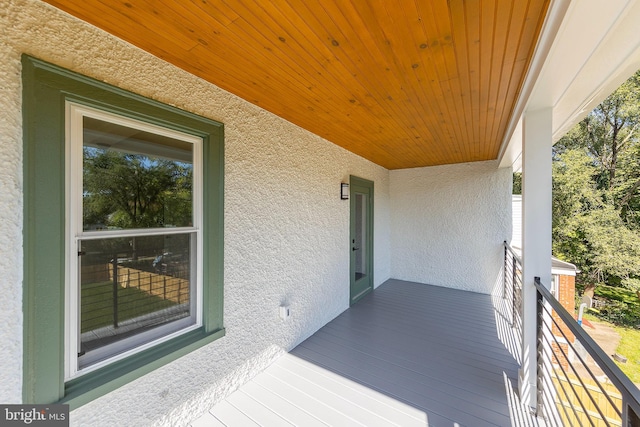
<box><xmin>534</xmin><ymin>277</ymin><xmax>640</xmax><ymax>426</ymax></box>
<box><xmin>504</xmin><ymin>242</ymin><xmax>524</xmax><ymax>344</ymax></box>
<box><xmin>81</xmin><ymin>256</ymin><xmax>190</xmax><ymax>333</ymax></box>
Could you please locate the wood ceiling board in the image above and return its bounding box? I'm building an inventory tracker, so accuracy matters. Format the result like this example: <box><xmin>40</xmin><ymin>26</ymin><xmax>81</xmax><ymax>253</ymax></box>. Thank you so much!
<box><xmin>284</xmin><ymin>1</ymin><xmax>449</xmax><ymax>166</ymax></box>
<box><xmin>345</xmin><ymin>0</ymin><xmax>443</xmax><ymax>129</ymax></box>
<box><xmin>479</xmin><ymin>0</ymin><xmax>498</xmax><ymax>160</ymax></box>
<box><xmin>486</xmin><ymin>0</ymin><xmax>516</xmax><ymax>154</ymax></box>
<box><xmin>201</xmin><ymin>4</ymin><xmax>352</xmax><ymax>111</ymax></box>
<box><xmin>379</xmin><ymin>1</ymin><xmax>456</xmax><ymax>163</ymax></box>
<box><xmin>420</xmin><ymin>0</ymin><xmax>466</xmax><ymax>155</ymax></box>
<box><xmin>304</xmin><ymin>0</ymin><xmax>444</xmax><ymax>163</ymax></box>
<box><xmin>448</xmin><ymin>0</ymin><xmax>477</xmax><ymax>162</ymax></box>
<box><xmin>488</xmin><ymin>0</ymin><xmax>529</xmax><ymax>156</ymax></box>
<box><xmin>409</xmin><ymin>17</ymin><xmax>455</xmax><ymax>160</ymax></box>
<box><xmin>490</xmin><ymin>0</ymin><xmax>546</xmax><ymax>157</ymax></box>
<box><xmin>41</xmin><ymin>0</ymin><xmax>551</xmax><ymax>169</ymax></box>
<box><xmin>314</xmin><ymin>1</ymin><xmax>440</xmax><ymax>145</ymax></box>
<box><xmin>273</xmin><ymin>2</ymin><xmax>405</xmax><ymax>132</ymax></box>
<box><xmin>217</xmin><ymin>1</ymin><xmax>417</xmax><ymax>164</ymax></box>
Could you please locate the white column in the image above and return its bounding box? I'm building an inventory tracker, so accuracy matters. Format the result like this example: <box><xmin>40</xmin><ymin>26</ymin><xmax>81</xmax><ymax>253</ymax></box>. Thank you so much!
<box><xmin>520</xmin><ymin>108</ymin><xmax>552</xmax><ymax>409</ymax></box>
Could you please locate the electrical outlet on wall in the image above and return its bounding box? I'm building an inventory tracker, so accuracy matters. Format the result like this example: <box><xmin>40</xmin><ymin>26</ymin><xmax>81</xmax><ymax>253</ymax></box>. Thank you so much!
<box><xmin>279</xmin><ymin>305</ymin><xmax>290</xmax><ymax>320</ymax></box>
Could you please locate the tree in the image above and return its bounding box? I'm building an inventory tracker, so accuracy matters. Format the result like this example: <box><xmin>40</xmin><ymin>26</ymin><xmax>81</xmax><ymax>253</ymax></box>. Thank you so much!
<box><xmin>552</xmin><ymin>70</ymin><xmax>640</xmax><ymax>290</ymax></box>
<box><xmin>83</xmin><ymin>148</ymin><xmax>192</xmax><ymax>230</ymax></box>
<box><xmin>553</xmin><ymin>149</ymin><xmax>640</xmax><ymax>286</ymax></box>
<box><xmin>555</xmin><ymin>71</ymin><xmax>640</xmax><ymax>191</ymax></box>
<box><xmin>613</xmin><ymin>137</ymin><xmax>640</xmax><ymax>229</ymax></box>
<box><xmin>512</xmin><ymin>172</ymin><xmax>522</xmax><ymax>195</ymax></box>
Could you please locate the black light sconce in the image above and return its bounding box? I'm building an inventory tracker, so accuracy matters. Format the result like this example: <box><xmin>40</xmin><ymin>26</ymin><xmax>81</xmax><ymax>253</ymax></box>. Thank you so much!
<box><xmin>341</xmin><ymin>183</ymin><xmax>349</xmax><ymax>200</ymax></box>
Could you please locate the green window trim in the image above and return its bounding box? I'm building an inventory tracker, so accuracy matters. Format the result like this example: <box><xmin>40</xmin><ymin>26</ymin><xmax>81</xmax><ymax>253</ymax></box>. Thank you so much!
<box><xmin>22</xmin><ymin>55</ymin><xmax>225</xmax><ymax>409</ymax></box>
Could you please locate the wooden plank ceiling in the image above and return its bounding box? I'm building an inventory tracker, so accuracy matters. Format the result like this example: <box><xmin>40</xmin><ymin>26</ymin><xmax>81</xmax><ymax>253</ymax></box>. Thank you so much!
<box><xmin>42</xmin><ymin>0</ymin><xmax>550</xmax><ymax>169</ymax></box>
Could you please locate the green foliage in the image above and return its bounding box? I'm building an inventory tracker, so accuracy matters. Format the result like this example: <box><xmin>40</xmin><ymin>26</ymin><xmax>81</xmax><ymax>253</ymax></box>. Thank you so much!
<box><xmin>83</xmin><ymin>148</ymin><xmax>193</xmax><ymax>230</ymax></box>
<box><xmin>614</xmin><ymin>141</ymin><xmax>640</xmax><ymax>229</ymax></box>
<box><xmin>622</xmin><ymin>277</ymin><xmax>640</xmax><ymax>291</ymax></box>
<box><xmin>552</xmin><ymin>149</ymin><xmax>640</xmax><ymax>284</ymax></box>
<box><xmin>613</xmin><ymin>326</ymin><xmax>640</xmax><ymax>382</ymax></box>
<box><xmin>512</xmin><ymin>172</ymin><xmax>522</xmax><ymax>195</ymax></box>
<box><xmin>593</xmin><ymin>283</ymin><xmax>639</xmax><ymax>304</ymax></box>
<box><xmin>579</xmin><ymin>284</ymin><xmax>640</xmax><ymax>327</ymax></box>
<box><xmin>555</xmin><ymin>70</ymin><xmax>640</xmax><ymax>191</ymax></box>
<box><xmin>553</xmin><ymin>70</ymin><xmax>640</xmax><ymax>288</ymax></box>
<box><xmin>582</xmin><ymin>314</ymin><xmax>640</xmax><ymax>382</ymax></box>
<box><xmin>592</xmin><ymin>301</ymin><xmax>640</xmax><ymax>328</ymax></box>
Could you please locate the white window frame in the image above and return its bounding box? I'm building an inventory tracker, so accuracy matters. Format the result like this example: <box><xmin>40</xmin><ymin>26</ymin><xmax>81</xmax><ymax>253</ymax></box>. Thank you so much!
<box><xmin>551</xmin><ymin>274</ymin><xmax>559</xmax><ymax>297</ymax></box>
<box><xmin>64</xmin><ymin>102</ymin><xmax>204</xmax><ymax>381</ymax></box>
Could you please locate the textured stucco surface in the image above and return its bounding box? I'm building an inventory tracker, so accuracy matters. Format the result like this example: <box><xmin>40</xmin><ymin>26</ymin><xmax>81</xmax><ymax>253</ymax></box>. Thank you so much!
<box><xmin>0</xmin><ymin>5</ymin><xmax>24</xmax><ymax>404</ymax></box>
<box><xmin>0</xmin><ymin>0</ymin><xmax>390</xmax><ymax>425</ymax></box>
<box><xmin>390</xmin><ymin>161</ymin><xmax>512</xmax><ymax>294</ymax></box>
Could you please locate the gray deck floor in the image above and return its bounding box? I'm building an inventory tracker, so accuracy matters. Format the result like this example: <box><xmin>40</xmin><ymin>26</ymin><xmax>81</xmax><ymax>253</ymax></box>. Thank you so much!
<box><xmin>193</xmin><ymin>279</ymin><xmax>533</xmax><ymax>426</ymax></box>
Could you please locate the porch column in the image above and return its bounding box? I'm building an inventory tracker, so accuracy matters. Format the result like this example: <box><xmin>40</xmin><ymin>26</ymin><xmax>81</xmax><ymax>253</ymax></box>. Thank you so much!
<box><xmin>520</xmin><ymin>108</ymin><xmax>552</xmax><ymax>409</ymax></box>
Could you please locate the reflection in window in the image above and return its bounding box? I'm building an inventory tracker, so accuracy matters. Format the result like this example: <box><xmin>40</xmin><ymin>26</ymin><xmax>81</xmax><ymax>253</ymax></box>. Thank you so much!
<box><xmin>82</xmin><ymin>116</ymin><xmax>193</xmax><ymax>231</ymax></box>
<box><xmin>355</xmin><ymin>192</ymin><xmax>367</xmax><ymax>280</ymax></box>
<box><xmin>67</xmin><ymin>103</ymin><xmax>203</xmax><ymax>379</ymax></box>
<box><xmin>78</xmin><ymin>233</ymin><xmax>195</xmax><ymax>368</ymax></box>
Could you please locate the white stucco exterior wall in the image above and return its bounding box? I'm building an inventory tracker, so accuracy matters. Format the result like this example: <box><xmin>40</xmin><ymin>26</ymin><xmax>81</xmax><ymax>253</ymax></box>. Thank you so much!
<box><xmin>0</xmin><ymin>0</ymin><xmax>391</xmax><ymax>425</ymax></box>
<box><xmin>390</xmin><ymin>161</ymin><xmax>512</xmax><ymax>294</ymax></box>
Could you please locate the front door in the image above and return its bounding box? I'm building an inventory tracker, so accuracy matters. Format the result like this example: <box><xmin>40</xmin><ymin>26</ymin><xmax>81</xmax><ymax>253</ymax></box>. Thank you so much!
<box><xmin>350</xmin><ymin>176</ymin><xmax>374</xmax><ymax>305</ymax></box>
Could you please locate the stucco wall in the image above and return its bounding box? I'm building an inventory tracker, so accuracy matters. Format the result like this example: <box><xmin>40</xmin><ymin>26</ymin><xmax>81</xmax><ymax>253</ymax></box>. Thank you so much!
<box><xmin>390</xmin><ymin>161</ymin><xmax>512</xmax><ymax>294</ymax></box>
<box><xmin>0</xmin><ymin>0</ymin><xmax>390</xmax><ymax>425</ymax></box>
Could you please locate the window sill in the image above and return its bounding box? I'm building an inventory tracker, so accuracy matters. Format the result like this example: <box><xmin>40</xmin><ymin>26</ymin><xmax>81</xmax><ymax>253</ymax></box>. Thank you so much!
<box><xmin>61</xmin><ymin>327</ymin><xmax>225</xmax><ymax>409</ymax></box>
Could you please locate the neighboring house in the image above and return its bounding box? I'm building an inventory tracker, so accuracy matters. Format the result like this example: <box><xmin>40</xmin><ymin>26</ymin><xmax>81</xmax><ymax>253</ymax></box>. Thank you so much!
<box><xmin>2</xmin><ymin>1</ymin><xmax>640</xmax><ymax>426</ymax></box>
<box><xmin>512</xmin><ymin>193</ymin><xmax>578</xmax><ymax>310</ymax></box>
<box><xmin>551</xmin><ymin>258</ymin><xmax>578</xmax><ymax>370</ymax></box>
<box><xmin>552</xmin><ymin>257</ymin><xmax>578</xmax><ymax>313</ymax></box>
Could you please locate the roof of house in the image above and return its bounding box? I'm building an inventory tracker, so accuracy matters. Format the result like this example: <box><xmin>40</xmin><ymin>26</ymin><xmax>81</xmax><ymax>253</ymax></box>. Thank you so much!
<box><xmin>552</xmin><ymin>256</ymin><xmax>578</xmax><ymax>276</ymax></box>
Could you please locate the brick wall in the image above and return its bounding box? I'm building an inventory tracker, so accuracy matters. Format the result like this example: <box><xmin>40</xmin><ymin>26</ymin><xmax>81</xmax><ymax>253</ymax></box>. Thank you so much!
<box><xmin>552</xmin><ymin>273</ymin><xmax>576</xmax><ymax>370</ymax></box>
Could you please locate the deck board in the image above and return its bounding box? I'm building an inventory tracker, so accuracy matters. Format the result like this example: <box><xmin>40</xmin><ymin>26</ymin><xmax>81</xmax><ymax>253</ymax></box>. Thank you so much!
<box><xmin>190</xmin><ymin>412</ymin><xmax>226</xmax><ymax>427</ymax></box>
<box><xmin>199</xmin><ymin>279</ymin><xmax>528</xmax><ymax>426</ymax></box>
<box><xmin>293</xmin><ymin>337</ymin><xmax>511</xmax><ymax>412</ymax></box>
<box><xmin>278</xmin><ymin>355</ymin><xmax>430</xmax><ymax>426</ymax></box>
<box><xmin>240</xmin><ymin>382</ymin><xmax>327</xmax><ymax>427</ymax></box>
<box><xmin>209</xmin><ymin>400</ymin><xmax>261</xmax><ymax>426</ymax></box>
<box><xmin>226</xmin><ymin>391</ymin><xmax>296</xmax><ymax>426</ymax></box>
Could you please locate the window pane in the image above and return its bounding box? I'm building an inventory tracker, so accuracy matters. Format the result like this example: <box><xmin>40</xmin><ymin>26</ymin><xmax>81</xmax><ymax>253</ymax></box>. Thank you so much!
<box><xmin>355</xmin><ymin>192</ymin><xmax>367</xmax><ymax>279</ymax></box>
<box><xmin>78</xmin><ymin>233</ymin><xmax>195</xmax><ymax>369</ymax></box>
<box><xmin>83</xmin><ymin>116</ymin><xmax>193</xmax><ymax>230</ymax></box>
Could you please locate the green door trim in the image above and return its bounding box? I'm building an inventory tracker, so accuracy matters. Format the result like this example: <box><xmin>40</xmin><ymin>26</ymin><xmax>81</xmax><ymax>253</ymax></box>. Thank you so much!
<box><xmin>349</xmin><ymin>175</ymin><xmax>374</xmax><ymax>305</ymax></box>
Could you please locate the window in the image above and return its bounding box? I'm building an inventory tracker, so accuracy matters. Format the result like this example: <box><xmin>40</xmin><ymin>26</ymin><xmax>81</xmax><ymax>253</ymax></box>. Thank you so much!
<box><xmin>23</xmin><ymin>56</ymin><xmax>224</xmax><ymax>408</ymax></box>
<box><xmin>66</xmin><ymin>104</ymin><xmax>205</xmax><ymax>378</ymax></box>
<box><xmin>551</xmin><ymin>274</ymin><xmax>559</xmax><ymax>297</ymax></box>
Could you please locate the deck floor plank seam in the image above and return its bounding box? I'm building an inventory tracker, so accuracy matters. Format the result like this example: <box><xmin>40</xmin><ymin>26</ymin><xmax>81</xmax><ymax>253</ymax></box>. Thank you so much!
<box><xmin>239</xmin><ymin>381</ymin><xmax>329</xmax><ymax>427</ymax></box>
